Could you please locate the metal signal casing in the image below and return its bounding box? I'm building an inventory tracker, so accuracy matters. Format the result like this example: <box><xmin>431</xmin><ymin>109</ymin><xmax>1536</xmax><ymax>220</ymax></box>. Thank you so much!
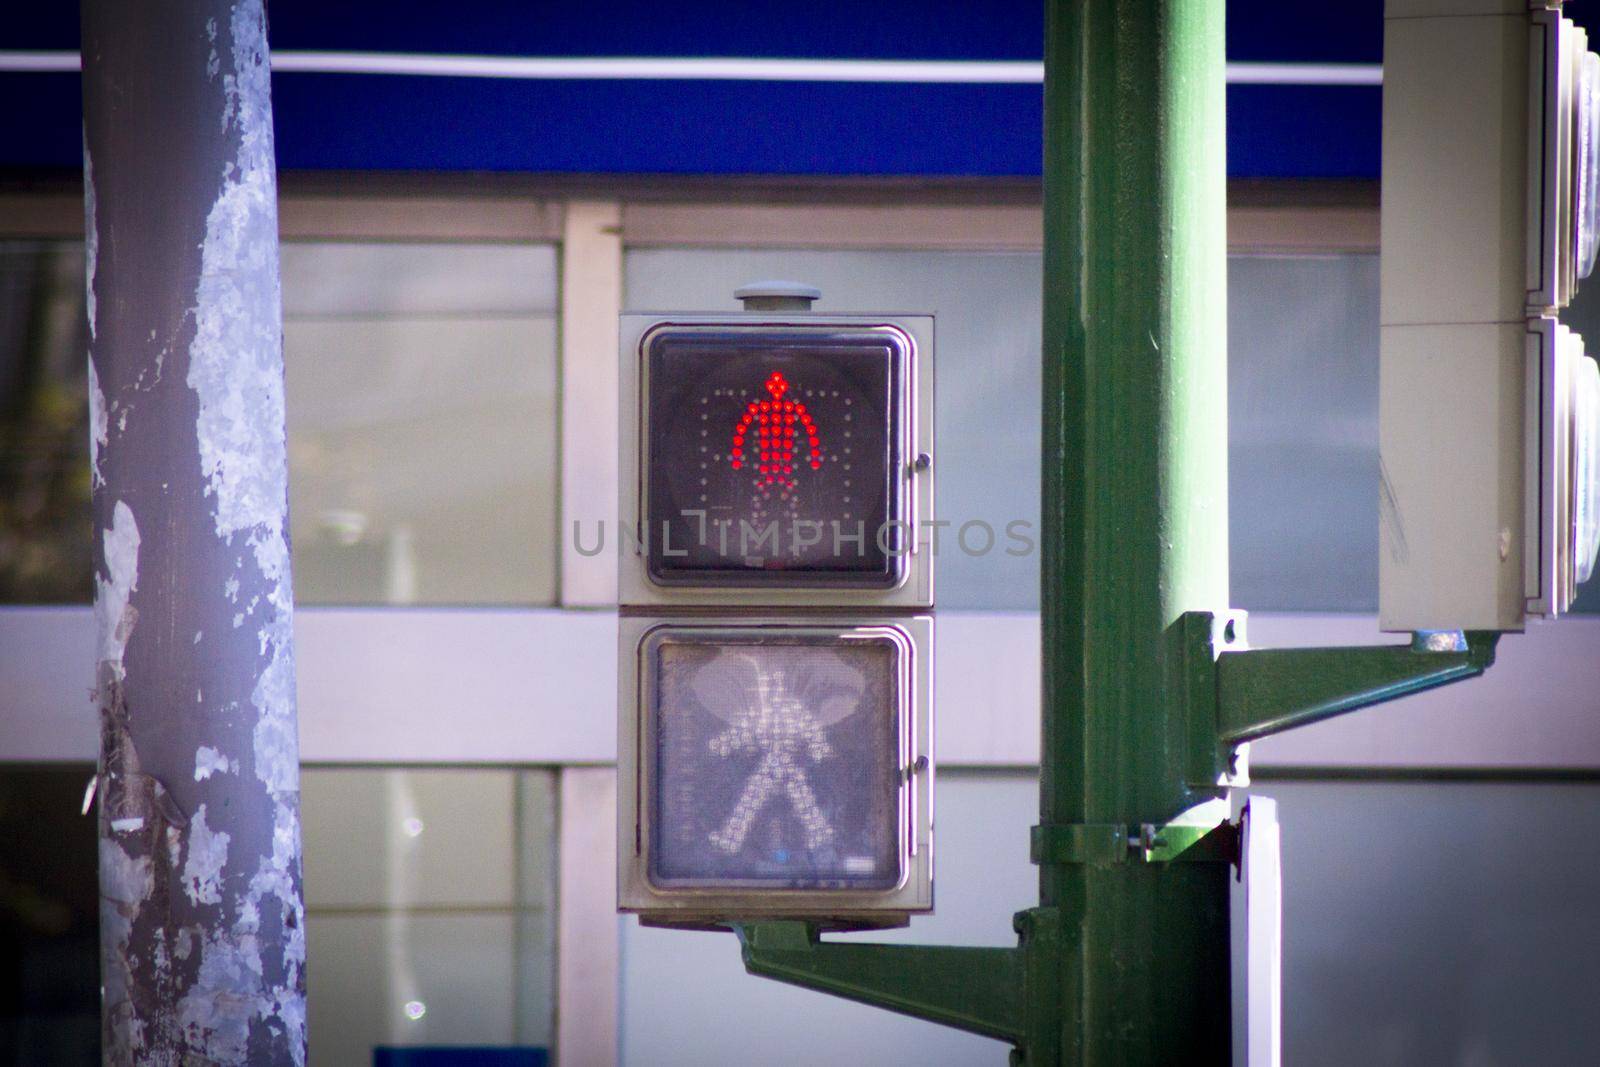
<box><xmin>1379</xmin><ymin>0</ymin><xmax>1600</xmax><ymax>629</ymax></box>
<box><xmin>616</xmin><ymin>298</ymin><xmax>936</xmax><ymax>930</ymax></box>
<box><xmin>618</xmin><ymin>313</ymin><xmax>934</xmax><ymax>609</ymax></box>
<box><xmin>616</xmin><ymin>614</ymin><xmax>933</xmax><ymax>928</ymax></box>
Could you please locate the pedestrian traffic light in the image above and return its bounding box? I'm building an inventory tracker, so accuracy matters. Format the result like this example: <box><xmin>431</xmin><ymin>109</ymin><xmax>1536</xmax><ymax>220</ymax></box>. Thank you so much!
<box><xmin>1380</xmin><ymin>0</ymin><xmax>1600</xmax><ymax>629</ymax></box>
<box><xmin>618</xmin><ymin>288</ymin><xmax>934</xmax><ymax>608</ymax></box>
<box><xmin>641</xmin><ymin>328</ymin><xmax>909</xmax><ymax>589</ymax></box>
<box><xmin>617</xmin><ymin>284</ymin><xmax>934</xmax><ymax>928</ymax></box>
<box><xmin>616</xmin><ymin>616</ymin><xmax>932</xmax><ymax>926</ymax></box>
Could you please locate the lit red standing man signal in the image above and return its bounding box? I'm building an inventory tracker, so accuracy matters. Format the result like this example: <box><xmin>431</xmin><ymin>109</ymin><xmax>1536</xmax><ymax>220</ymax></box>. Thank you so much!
<box><xmin>729</xmin><ymin>371</ymin><xmax>822</xmax><ymax>499</ymax></box>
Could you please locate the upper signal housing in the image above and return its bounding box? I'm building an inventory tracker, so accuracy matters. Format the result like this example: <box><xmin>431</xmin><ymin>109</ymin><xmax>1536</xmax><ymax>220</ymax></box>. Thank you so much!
<box><xmin>1380</xmin><ymin>0</ymin><xmax>1600</xmax><ymax>630</ymax></box>
<box><xmin>618</xmin><ymin>290</ymin><xmax>934</xmax><ymax>609</ymax></box>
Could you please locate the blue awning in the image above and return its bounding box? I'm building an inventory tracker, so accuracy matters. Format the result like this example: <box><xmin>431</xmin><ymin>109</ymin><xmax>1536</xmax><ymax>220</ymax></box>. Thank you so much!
<box><xmin>3</xmin><ymin>1</ymin><xmax>1389</xmax><ymax>179</ymax></box>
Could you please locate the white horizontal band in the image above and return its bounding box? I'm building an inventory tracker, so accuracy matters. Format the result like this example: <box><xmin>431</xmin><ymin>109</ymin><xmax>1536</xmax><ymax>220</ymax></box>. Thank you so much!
<box><xmin>271</xmin><ymin>53</ymin><xmax>1045</xmax><ymax>83</ymax></box>
<box><xmin>0</xmin><ymin>49</ymin><xmax>1380</xmax><ymax>86</ymax></box>
<box><xmin>1225</xmin><ymin>61</ymin><xmax>1383</xmax><ymax>86</ymax></box>
<box><xmin>3</xmin><ymin>607</ymin><xmax>1596</xmax><ymax>769</ymax></box>
<box><xmin>0</xmin><ymin>50</ymin><xmax>77</xmax><ymax>72</ymax></box>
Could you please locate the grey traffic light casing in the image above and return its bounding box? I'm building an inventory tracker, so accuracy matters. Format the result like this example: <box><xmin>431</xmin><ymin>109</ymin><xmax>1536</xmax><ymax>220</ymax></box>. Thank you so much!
<box><xmin>616</xmin><ymin>614</ymin><xmax>933</xmax><ymax>928</ymax></box>
<box><xmin>618</xmin><ymin>310</ymin><xmax>934</xmax><ymax>609</ymax></box>
<box><xmin>617</xmin><ymin>288</ymin><xmax>935</xmax><ymax>929</ymax></box>
<box><xmin>1380</xmin><ymin>0</ymin><xmax>1600</xmax><ymax>629</ymax></box>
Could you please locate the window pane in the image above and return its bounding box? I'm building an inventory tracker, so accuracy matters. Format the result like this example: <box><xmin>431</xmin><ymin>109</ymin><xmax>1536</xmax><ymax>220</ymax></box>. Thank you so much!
<box><xmin>0</xmin><ymin>239</ymin><xmax>560</xmax><ymax>608</ymax></box>
<box><xmin>301</xmin><ymin>767</ymin><xmax>556</xmax><ymax>1063</ymax></box>
<box><xmin>0</xmin><ymin>765</ymin><xmax>558</xmax><ymax>1064</ymax></box>
<box><xmin>1228</xmin><ymin>254</ymin><xmax>1380</xmax><ymax>612</ymax></box>
<box><xmin>0</xmin><ymin>241</ymin><xmax>91</xmax><ymax>604</ymax></box>
<box><xmin>1259</xmin><ymin>779</ymin><xmax>1600</xmax><ymax>1064</ymax></box>
<box><xmin>0</xmin><ymin>765</ymin><xmax>99</xmax><ymax>1063</ymax></box>
<box><xmin>283</xmin><ymin>243</ymin><xmax>559</xmax><ymax>606</ymax></box>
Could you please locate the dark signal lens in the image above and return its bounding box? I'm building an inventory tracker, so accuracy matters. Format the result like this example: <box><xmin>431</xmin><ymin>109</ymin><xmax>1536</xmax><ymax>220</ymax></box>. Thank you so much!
<box><xmin>643</xmin><ymin>328</ymin><xmax>907</xmax><ymax>588</ymax></box>
<box><xmin>647</xmin><ymin>630</ymin><xmax>903</xmax><ymax>890</ymax></box>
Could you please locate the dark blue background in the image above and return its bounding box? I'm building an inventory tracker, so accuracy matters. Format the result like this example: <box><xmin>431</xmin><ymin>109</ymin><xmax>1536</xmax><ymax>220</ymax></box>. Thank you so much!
<box><xmin>0</xmin><ymin>1</ymin><xmax>1526</xmax><ymax>179</ymax></box>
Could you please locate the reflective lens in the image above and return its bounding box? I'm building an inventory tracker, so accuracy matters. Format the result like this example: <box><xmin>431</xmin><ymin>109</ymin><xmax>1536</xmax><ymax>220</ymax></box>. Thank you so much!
<box><xmin>1579</xmin><ymin>50</ymin><xmax>1600</xmax><ymax>280</ymax></box>
<box><xmin>1575</xmin><ymin>350</ymin><xmax>1600</xmax><ymax>585</ymax></box>
<box><xmin>647</xmin><ymin>630</ymin><xmax>905</xmax><ymax>891</ymax></box>
<box><xmin>643</xmin><ymin>327</ymin><xmax>909</xmax><ymax>588</ymax></box>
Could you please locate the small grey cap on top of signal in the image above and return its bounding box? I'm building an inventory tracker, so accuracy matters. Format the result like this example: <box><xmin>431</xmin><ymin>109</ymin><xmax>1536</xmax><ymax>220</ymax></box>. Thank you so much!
<box><xmin>734</xmin><ymin>281</ymin><xmax>821</xmax><ymax>312</ymax></box>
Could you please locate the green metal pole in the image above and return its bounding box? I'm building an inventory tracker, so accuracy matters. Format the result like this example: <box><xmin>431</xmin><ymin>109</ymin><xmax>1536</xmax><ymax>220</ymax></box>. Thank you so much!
<box><xmin>1037</xmin><ymin>1</ymin><xmax>1232</xmax><ymax>1061</ymax></box>
<box><xmin>736</xmin><ymin>5</ymin><xmax>1502</xmax><ymax>1057</ymax></box>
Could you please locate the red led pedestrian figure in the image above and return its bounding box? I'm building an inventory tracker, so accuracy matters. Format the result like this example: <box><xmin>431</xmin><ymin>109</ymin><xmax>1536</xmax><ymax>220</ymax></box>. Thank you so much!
<box><xmin>728</xmin><ymin>371</ymin><xmax>823</xmax><ymax>499</ymax></box>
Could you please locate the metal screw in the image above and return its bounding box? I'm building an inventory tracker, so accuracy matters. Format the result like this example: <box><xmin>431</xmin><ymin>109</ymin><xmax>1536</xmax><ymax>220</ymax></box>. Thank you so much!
<box><xmin>1129</xmin><ymin>823</ymin><xmax>1163</xmax><ymax>860</ymax></box>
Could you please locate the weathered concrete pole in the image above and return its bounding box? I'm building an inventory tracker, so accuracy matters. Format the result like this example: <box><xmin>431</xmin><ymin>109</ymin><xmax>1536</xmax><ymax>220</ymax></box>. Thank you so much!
<box><xmin>81</xmin><ymin>1</ymin><xmax>306</xmax><ymax>1062</ymax></box>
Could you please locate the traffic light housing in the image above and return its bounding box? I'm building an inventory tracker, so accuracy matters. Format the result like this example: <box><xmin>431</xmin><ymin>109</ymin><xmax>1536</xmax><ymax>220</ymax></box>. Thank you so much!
<box><xmin>617</xmin><ymin>285</ymin><xmax>935</xmax><ymax>929</ymax></box>
<box><xmin>1380</xmin><ymin>0</ymin><xmax>1600</xmax><ymax>629</ymax></box>
<box><xmin>618</xmin><ymin>310</ymin><xmax>934</xmax><ymax>608</ymax></box>
<box><xmin>616</xmin><ymin>615</ymin><xmax>932</xmax><ymax>926</ymax></box>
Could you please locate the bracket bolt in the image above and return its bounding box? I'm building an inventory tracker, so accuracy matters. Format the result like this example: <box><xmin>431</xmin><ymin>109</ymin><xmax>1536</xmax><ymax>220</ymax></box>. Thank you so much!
<box><xmin>1129</xmin><ymin>823</ymin><xmax>1163</xmax><ymax>860</ymax></box>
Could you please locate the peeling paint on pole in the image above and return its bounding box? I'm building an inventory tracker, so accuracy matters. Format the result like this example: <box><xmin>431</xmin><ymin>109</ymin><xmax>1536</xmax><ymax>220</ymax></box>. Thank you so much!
<box><xmin>95</xmin><ymin>501</ymin><xmax>140</xmax><ymax>673</ymax></box>
<box><xmin>82</xmin><ymin>0</ymin><xmax>307</xmax><ymax>1062</ymax></box>
<box><xmin>84</xmin><ymin>136</ymin><xmax>98</xmax><ymax>342</ymax></box>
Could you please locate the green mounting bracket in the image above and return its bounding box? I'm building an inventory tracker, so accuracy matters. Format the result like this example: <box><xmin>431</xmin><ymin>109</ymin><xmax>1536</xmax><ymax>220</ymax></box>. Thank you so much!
<box><xmin>1183</xmin><ymin>609</ymin><xmax>1501</xmax><ymax>785</ymax></box>
<box><xmin>1215</xmin><ymin>623</ymin><xmax>1499</xmax><ymax>744</ymax></box>
<box><xmin>734</xmin><ymin>823</ymin><xmax>1235</xmax><ymax>1050</ymax></box>
<box><xmin>733</xmin><ymin>921</ymin><xmax>1027</xmax><ymax>1045</ymax></box>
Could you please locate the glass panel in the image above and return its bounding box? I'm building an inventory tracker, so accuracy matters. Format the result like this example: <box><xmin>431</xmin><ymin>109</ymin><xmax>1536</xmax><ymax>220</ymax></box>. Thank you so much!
<box><xmin>625</xmin><ymin>249</ymin><xmax>1043</xmax><ymax>610</ymax></box>
<box><xmin>1228</xmin><ymin>254</ymin><xmax>1380</xmax><ymax>612</ymax></box>
<box><xmin>648</xmin><ymin>631</ymin><xmax>903</xmax><ymax>890</ymax></box>
<box><xmin>308</xmin><ymin>912</ymin><xmax>518</xmax><ymax>1061</ymax></box>
<box><xmin>0</xmin><ymin>239</ymin><xmax>559</xmax><ymax>608</ymax></box>
<box><xmin>0</xmin><ymin>765</ymin><xmax>99</xmax><ymax>1063</ymax></box>
<box><xmin>301</xmin><ymin>769</ymin><xmax>517</xmax><ymax>909</ymax></box>
<box><xmin>281</xmin><ymin>244</ymin><xmax>556</xmax><ymax>318</ymax></box>
<box><xmin>0</xmin><ymin>767</ymin><xmax>555</xmax><ymax>1064</ymax></box>
<box><xmin>643</xmin><ymin>327</ymin><xmax>907</xmax><ymax>587</ymax></box>
<box><xmin>0</xmin><ymin>241</ymin><xmax>92</xmax><ymax>604</ymax></box>
<box><xmin>1253</xmin><ymin>779</ymin><xmax>1600</xmax><ymax>1065</ymax></box>
<box><xmin>301</xmin><ymin>767</ymin><xmax>556</xmax><ymax>1062</ymax></box>
<box><xmin>282</xmin><ymin>242</ymin><xmax>559</xmax><ymax>606</ymax></box>
<box><xmin>0</xmin><ymin>238</ymin><xmax>1436</xmax><ymax>613</ymax></box>
<box><xmin>1547</xmin><ymin>263</ymin><xmax>1600</xmax><ymax>611</ymax></box>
